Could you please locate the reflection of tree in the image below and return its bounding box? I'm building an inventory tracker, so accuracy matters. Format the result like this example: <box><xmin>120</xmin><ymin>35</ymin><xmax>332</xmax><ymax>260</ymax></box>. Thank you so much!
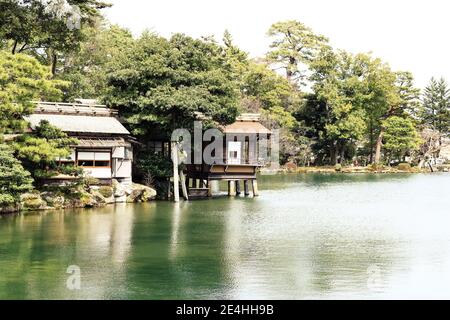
<box><xmin>127</xmin><ymin>199</ymin><xmax>232</xmax><ymax>299</ymax></box>
<box><xmin>0</xmin><ymin>212</ymin><xmax>74</xmax><ymax>299</ymax></box>
<box><xmin>258</xmin><ymin>172</ymin><xmax>414</xmax><ymax>191</ymax></box>
<box><xmin>0</xmin><ymin>204</ymin><xmax>140</xmax><ymax>299</ymax></box>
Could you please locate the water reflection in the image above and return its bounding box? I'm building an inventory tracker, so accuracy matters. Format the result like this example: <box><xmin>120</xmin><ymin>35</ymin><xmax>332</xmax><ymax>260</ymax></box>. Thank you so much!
<box><xmin>1</xmin><ymin>173</ymin><xmax>450</xmax><ymax>299</ymax></box>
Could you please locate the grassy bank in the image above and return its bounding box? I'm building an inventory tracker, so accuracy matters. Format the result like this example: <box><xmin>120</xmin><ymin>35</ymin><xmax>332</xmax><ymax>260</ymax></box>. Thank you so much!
<box><xmin>280</xmin><ymin>164</ymin><xmax>437</xmax><ymax>174</ymax></box>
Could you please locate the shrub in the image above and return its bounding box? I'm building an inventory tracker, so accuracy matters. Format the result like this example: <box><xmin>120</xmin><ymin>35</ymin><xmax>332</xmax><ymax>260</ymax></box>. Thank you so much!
<box><xmin>0</xmin><ymin>144</ymin><xmax>33</xmax><ymax>206</ymax></box>
<box><xmin>98</xmin><ymin>186</ymin><xmax>114</xmax><ymax>198</ymax></box>
<box><xmin>335</xmin><ymin>163</ymin><xmax>342</xmax><ymax>172</ymax></box>
<box><xmin>137</xmin><ymin>152</ymin><xmax>172</xmax><ymax>178</ymax></box>
<box><xmin>20</xmin><ymin>193</ymin><xmax>47</xmax><ymax>210</ymax></box>
<box><xmin>83</xmin><ymin>176</ymin><xmax>100</xmax><ymax>188</ymax></box>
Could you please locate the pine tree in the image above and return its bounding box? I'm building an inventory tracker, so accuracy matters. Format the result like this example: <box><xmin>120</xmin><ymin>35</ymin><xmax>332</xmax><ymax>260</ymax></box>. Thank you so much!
<box><xmin>422</xmin><ymin>77</ymin><xmax>450</xmax><ymax>144</ymax></box>
<box><xmin>0</xmin><ymin>144</ymin><xmax>33</xmax><ymax>206</ymax></box>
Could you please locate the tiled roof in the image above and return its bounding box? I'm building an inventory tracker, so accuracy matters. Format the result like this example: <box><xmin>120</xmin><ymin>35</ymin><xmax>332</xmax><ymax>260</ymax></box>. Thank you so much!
<box><xmin>25</xmin><ymin>114</ymin><xmax>130</xmax><ymax>135</ymax></box>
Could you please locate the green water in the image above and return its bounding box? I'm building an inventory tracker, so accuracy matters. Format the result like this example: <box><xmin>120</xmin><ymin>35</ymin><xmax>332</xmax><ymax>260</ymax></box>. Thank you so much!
<box><xmin>1</xmin><ymin>173</ymin><xmax>450</xmax><ymax>299</ymax></box>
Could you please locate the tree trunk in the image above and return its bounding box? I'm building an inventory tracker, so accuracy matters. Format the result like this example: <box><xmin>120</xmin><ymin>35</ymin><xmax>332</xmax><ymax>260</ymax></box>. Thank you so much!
<box><xmin>171</xmin><ymin>142</ymin><xmax>180</xmax><ymax>202</ymax></box>
<box><xmin>12</xmin><ymin>40</ymin><xmax>17</xmax><ymax>54</ymax></box>
<box><xmin>340</xmin><ymin>146</ymin><xmax>345</xmax><ymax>164</ymax></box>
<box><xmin>374</xmin><ymin>128</ymin><xmax>384</xmax><ymax>164</ymax></box>
<box><xmin>17</xmin><ymin>43</ymin><xmax>27</xmax><ymax>53</ymax></box>
<box><xmin>51</xmin><ymin>53</ymin><xmax>57</xmax><ymax>76</ymax></box>
<box><xmin>330</xmin><ymin>143</ymin><xmax>338</xmax><ymax>165</ymax></box>
<box><xmin>369</xmin><ymin>122</ymin><xmax>374</xmax><ymax>163</ymax></box>
<box><xmin>286</xmin><ymin>56</ymin><xmax>296</xmax><ymax>82</ymax></box>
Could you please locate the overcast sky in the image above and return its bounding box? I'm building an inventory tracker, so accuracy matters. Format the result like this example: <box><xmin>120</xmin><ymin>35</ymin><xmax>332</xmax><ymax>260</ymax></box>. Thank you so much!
<box><xmin>105</xmin><ymin>0</ymin><xmax>450</xmax><ymax>89</ymax></box>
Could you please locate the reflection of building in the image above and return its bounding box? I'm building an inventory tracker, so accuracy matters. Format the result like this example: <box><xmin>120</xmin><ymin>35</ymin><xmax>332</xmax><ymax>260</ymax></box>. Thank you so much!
<box><xmin>25</xmin><ymin>101</ymin><xmax>134</xmax><ymax>185</ymax></box>
<box><xmin>185</xmin><ymin>114</ymin><xmax>272</xmax><ymax>198</ymax></box>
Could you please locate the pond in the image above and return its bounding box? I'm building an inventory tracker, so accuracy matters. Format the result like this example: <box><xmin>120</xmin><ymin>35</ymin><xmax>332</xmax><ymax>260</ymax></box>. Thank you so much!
<box><xmin>1</xmin><ymin>173</ymin><xmax>450</xmax><ymax>299</ymax></box>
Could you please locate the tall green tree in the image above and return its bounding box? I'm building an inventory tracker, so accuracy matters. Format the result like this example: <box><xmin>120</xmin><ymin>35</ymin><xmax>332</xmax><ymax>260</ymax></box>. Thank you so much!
<box><xmin>57</xmin><ymin>20</ymin><xmax>134</xmax><ymax>100</ymax></box>
<box><xmin>222</xmin><ymin>30</ymin><xmax>308</xmax><ymax>164</ymax></box>
<box><xmin>0</xmin><ymin>143</ymin><xmax>33</xmax><ymax>206</ymax></box>
<box><xmin>0</xmin><ymin>50</ymin><xmax>66</xmax><ymax>137</ymax></box>
<box><xmin>422</xmin><ymin>77</ymin><xmax>450</xmax><ymax>145</ymax></box>
<box><xmin>395</xmin><ymin>71</ymin><xmax>421</xmax><ymax>118</ymax></box>
<box><xmin>370</xmin><ymin>71</ymin><xmax>420</xmax><ymax>164</ymax></box>
<box><xmin>0</xmin><ymin>0</ymin><xmax>110</xmax><ymax>74</ymax></box>
<box><xmin>267</xmin><ymin>20</ymin><xmax>329</xmax><ymax>86</ymax></box>
<box><xmin>305</xmin><ymin>51</ymin><xmax>375</xmax><ymax>164</ymax></box>
<box><xmin>105</xmin><ymin>32</ymin><xmax>239</xmax><ymax>137</ymax></box>
<box><xmin>382</xmin><ymin>116</ymin><xmax>421</xmax><ymax>162</ymax></box>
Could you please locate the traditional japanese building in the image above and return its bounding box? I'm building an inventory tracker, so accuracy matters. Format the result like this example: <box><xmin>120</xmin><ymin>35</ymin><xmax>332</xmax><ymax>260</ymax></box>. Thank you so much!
<box><xmin>184</xmin><ymin>113</ymin><xmax>272</xmax><ymax>198</ymax></box>
<box><xmin>25</xmin><ymin>100</ymin><xmax>134</xmax><ymax>185</ymax></box>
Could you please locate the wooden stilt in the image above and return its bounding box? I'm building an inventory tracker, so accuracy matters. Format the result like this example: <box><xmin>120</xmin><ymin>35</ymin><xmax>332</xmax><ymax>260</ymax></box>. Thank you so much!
<box><xmin>191</xmin><ymin>178</ymin><xmax>196</xmax><ymax>188</ymax></box>
<box><xmin>207</xmin><ymin>180</ymin><xmax>212</xmax><ymax>197</ymax></box>
<box><xmin>168</xmin><ymin>179</ymin><xmax>172</xmax><ymax>200</ymax></box>
<box><xmin>171</xmin><ymin>142</ymin><xmax>180</xmax><ymax>202</ymax></box>
<box><xmin>210</xmin><ymin>180</ymin><xmax>219</xmax><ymax>195</ymax></box>
<box><xmin>244</xmin><ymin>180</ymin><xmax>250</xmax><ymax>196</ymax></box>
<box><xmin>236</xmin><ymin>180</ymin><xmax>241</xmax><ymax>195</ymax></box>
<box><xmin>251</xmin><ymin>179</ymin><xmax>259</xmax><ymax>197</ymax></box>
<box><xmin>228</xmin><ymin>180</ymin><xmax>236</xmax><ymax>196</ymax></box>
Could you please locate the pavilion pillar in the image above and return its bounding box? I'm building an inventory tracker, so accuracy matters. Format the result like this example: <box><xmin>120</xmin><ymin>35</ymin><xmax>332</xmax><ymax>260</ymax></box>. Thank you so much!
<box><xmin>252</xmin><ymin>179</ymin><xmax>259</xmax><ymax>197</ymax></box>
<box><xmin>244</xmin><ymin>180</ymin><xmax>250</xmax><ymax>196</ymax></box>
<box><xmin>171</xmin><ymin>141</ymin><xmax>180</xmax><ymax>202</ymax></box>
<box><xmin>210</xmin><ymin>180</ymin><xmax>220</xmax><ymax>195</ymax></box>
<box><xmin>228</xmin><ymin>180</ymin><xmax>236</xmax><ymax>196</ymax></box>
<box><xmin>207</xmin><ymin>180</ymin><xmax>212</xmax><ymax>197</ymax></box>
<box><xmin>236</xmin><ymin>180</ymin><xmax>241</xmax><ymax>195</ymax></box>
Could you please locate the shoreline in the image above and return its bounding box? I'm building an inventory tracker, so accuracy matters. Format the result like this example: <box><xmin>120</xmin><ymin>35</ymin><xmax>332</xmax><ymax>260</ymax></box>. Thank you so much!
<box><xmin>2</xmin><ymin>169</ymin><xmax>448</xmax><ymax>215</ymax></box>
<box><xmin>274</xmin><ymin>165</ymin><xmax>447</xmax><ymax>174</ymax></box>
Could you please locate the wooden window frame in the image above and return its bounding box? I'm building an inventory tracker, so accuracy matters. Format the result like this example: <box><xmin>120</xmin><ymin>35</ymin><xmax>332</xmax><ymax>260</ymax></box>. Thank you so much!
<box><xmin>76</xmin><ymin>149</ymin><xmax>112</xmax><ymax>169</ymax></box>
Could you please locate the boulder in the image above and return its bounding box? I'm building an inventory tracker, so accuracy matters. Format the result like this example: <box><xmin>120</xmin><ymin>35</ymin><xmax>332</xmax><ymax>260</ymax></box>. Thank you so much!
<box><xmin>90</xmin><ymin>191</ymin><xmax>107</xmax><ymax>206</ymax></box>
<box><xmin>65</xmin><ymin>191</ymin><xmax>97</xmax><ymax>208</ymax></box>
<box><xmin>20</xmin><ymin>193</ymin><xmax>48</xmax><ymax>211</ymax></box>
<box><xmin>126</xmin><ymin>183</ymin><xmax>157</xmax><ymax>203</ymax></box>
<box><xmin>112</xmin><ymin>179</ymin><xmax>126</xmax><ymax>197</ymax></box>
<box><xmin>41</xmin><ymin>192</ymin><xmax>65</xmax><ymax>209</ymax></box>
<box><xmin>0</xmin><ymin>205</ymin><xmax>19</xmax><ymax>214</ymax></box>
<box><xmin>98</xmin><ymin>186</ymin><xmax>114</xmax><ymax>198</ymax></box>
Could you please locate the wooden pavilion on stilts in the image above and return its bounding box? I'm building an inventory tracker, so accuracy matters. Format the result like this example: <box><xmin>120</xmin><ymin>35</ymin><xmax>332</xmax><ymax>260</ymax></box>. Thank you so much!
<box><xmin>171</xmin><ymin>114</ymin><xmax>271</xmax><ymax>200</ymax></box>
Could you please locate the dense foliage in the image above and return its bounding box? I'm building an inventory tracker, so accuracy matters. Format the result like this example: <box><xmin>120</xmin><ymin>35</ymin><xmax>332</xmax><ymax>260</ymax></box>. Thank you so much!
<box><xmin>0</xmin><ymin>0</ymin><xmax>110</xmax><ymax>74</ymax></box>
<box><xmin>0</xmin><ymin>50</ymin><xmax>65</xmax><ymax>136</ymax></box>
<box><xmin>0</xmin><ymin>144</ymin><xmax>33</xmax><ymax>206</ymax></box>
<box><xmin>105</xmin><ymin>32</ymin><xmax>240</xmax><ymax>137</ymax></box>
<box><xmin>13</xmin><ymin>120</ymin><xmax>81</xmax><ymax>183</ymax></box>
<box><xmin>57</xmin><ymin>20</ymin><xmax>134</xmax><ymax>100</ymax></box>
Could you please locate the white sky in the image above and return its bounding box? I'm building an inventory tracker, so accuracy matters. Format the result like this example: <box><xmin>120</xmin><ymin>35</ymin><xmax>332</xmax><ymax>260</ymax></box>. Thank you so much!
<box><xmin>105</xmin><ymin>0</ymin><xmax>450</xmax><ymax>89</ymax></box>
